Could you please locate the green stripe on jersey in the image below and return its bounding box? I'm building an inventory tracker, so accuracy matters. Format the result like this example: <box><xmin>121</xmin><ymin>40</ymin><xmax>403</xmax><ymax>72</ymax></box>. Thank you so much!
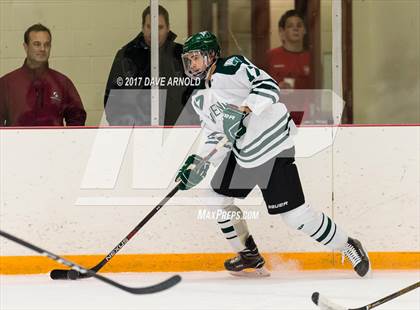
<box><xmin>234</xmin><ymin>120</ymin><xmax>289</xmax><ymax>157</ymax></box>
<box><xmin>252</xmin><ymin>78</ymin><xmax>278</xmax><ymax>87</ymax></box>
<box><xmin>237</xmin><ymin>114</ymin><xmax>289</xmax><ymax>152</ymax></box>
<box><xmin>215</xmin><ymin>55</ymin><xmax>250</xmax><ymax>75</ymax></box>
<box><xmin>253</xmin><ymin>83</ymin><xmax>280</xmax><ymax>92</ymax></box>
<box><xmin>250</xmin><ymin>90</ymin><xmax>278</xmax><ymax>103</ymax></box>
<box><xmin>233</xmin><ymin>131</ymin><xmax>290</xmax><ymax>163</ymax></box>
<box><xmin>252</xmin><ymin>84</ymin><xmax>280</xmax><ymax>100</ymax></box>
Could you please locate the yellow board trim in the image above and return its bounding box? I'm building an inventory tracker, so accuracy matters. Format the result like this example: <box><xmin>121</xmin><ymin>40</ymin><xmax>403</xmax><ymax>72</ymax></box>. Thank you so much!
<box><xmin>0</xmin><ymin>252</ymin><xmax>419</xmax><ymax>275</ymax></box>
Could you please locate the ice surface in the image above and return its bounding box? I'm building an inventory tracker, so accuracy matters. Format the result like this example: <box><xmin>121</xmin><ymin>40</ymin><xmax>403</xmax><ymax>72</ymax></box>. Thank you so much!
<box><xmin>1</xmin><ymin>270</ymin><xmax>419</xmax><ymax>310</ymax></box>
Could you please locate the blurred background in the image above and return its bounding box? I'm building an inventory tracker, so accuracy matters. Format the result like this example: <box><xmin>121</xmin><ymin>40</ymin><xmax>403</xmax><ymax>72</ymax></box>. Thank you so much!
<box><xmin>0</xmin><ymin>0</ymin><xmax>419</xmax><ymax>126</ymax></box>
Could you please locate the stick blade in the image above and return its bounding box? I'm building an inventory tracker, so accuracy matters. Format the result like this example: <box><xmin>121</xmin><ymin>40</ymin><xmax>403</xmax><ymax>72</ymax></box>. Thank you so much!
<box><xmin>126</xmin><ymin>275</ymin><xmax>182</xmax><ymax>294</ymax></box>
<box><xmin>311</xmin><ymin>292</ymin><xmax>348</xmax><ymax>310</ymax></box>
<box><xmin>50</xmin><ymin>268</ymin><xmax>93</xmax><ymax>280</ymax></box>
<box><xmin>50</xmin><ymin>269</ymin><xmax>70</xmax><ymax>280</ymax></box>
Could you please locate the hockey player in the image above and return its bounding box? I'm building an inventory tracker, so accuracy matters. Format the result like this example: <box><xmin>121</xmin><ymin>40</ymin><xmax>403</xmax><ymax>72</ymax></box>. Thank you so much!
<box><xmin>177</xmin><ymin>31</ymin><xmax>370</xmax><ymax>277</ymax></box>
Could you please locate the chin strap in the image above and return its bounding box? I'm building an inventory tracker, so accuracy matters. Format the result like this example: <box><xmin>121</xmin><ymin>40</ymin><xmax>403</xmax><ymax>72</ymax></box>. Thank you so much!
<box><xmin>205</xmin><ymin>61</ymin><xmax>218</xmax><ymax>81</ymax></box>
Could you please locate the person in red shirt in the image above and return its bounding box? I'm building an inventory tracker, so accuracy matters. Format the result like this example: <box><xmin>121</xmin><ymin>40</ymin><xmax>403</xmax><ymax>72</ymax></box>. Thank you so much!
<box><xmin>0</xmin><ymin>23</ymin><xmax>86</xmax><ymax>126</ymax></box>
<box><xmin>266</xmin><ymin>10</ymin><xmax>313</xmax><ymax>123</ymax></box>
<box><xmin>267</xmin><ymin>10</ymin><xmax>312</xmax><ymax>90</ymax></box>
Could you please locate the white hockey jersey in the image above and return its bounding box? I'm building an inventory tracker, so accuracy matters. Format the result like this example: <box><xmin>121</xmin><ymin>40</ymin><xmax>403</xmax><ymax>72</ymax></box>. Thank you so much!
<box><xmin>191</xmin><ymin>55</ymin><xmax>296</xmax><ymax>168</ymax></box>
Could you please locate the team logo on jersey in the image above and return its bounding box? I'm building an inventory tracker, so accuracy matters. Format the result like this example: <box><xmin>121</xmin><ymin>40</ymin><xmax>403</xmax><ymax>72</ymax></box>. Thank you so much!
<box><xmin>209</xmin><ymin>101</ymin><xmax>228</xmax><ymax>123</ymax></box>
<box><xmin>50</xmin><ymin>91</ymin><xmax>61</xmax><ymax>102</ymax></box>
<box><xmin>193</xmin><ymin>95</ymin><xmax>204</xmax><ymax>110</ymax></box>
<box><xmin>224</xmin><ymin>57</ymin><xmax>240</xmax><ymax>67</ymax></box>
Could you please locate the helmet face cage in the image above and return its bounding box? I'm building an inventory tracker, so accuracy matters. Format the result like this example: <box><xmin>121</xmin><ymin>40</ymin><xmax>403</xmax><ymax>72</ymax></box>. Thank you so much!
<box><xmin>182</xmin><ymin>50</ymin><xmax>215</xmax><ymax>80</ymax></box>
<box><xmin>182</xmin><ymin>31</ymin><xmax>220</xmax><ymax>80</ymax></box>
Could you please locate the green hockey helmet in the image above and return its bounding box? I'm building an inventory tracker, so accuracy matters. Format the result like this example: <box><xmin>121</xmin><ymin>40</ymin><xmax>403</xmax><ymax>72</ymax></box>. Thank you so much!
<box><xmin>182</xmin><ymin>31</ymin><xmax>220</xmax><ymax>80</ymax></box>
<box><xmin>183</xmin><ymin>31</ymin><xmax>221</xmax><ymax>56</ymax></box>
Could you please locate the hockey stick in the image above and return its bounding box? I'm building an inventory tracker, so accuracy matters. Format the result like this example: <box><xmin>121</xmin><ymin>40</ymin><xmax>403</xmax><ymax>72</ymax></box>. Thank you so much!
<box><xmin>0</xmin><ymin>230</ymin><xmax>181</xmax><ymax>294</ymax></box>
<box><xmin>311</xmin><ymin>281</ymin><xmax>420</xmax><ymax>310</ymax></box>
<box><xmin>50</xmin><ymin>137</ymin><xmax>229</xmax><ymax>280</ymax></box>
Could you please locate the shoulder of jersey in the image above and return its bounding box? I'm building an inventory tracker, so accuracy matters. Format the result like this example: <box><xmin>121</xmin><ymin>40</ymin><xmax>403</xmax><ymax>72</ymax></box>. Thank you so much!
<box><xmin>215</xmin><ymin>55</ymin><xmax>250</xmax><ymax>75</ymax></box>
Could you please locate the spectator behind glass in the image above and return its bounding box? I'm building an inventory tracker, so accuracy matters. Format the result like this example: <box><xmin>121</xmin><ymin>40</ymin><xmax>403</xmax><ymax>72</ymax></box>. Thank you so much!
<box><xmin>266</xmin><ymin>10</ymin><xmax>314</xmax><ymax>124</ymax></box>
<box><xmin>267</xmin><ymin>10</ymin><xmax>312</xmax><ymax>90</ymax></box>
<box><xmin>104</xmin><ymin>5</ymin><xmax>198</xmax><ymax>126</ymax></box>
<box><xmin>0</xmin><ymin>23</ymin><xmax>86</xmax><ymax>127</ymax></box>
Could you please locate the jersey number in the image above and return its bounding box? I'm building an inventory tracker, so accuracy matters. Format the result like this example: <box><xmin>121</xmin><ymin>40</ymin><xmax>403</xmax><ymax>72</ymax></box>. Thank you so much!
<box><xmin>246</xmin><ymin>66</ymin><xmax>261</xmax><ymax>82</ymax></box>
<box><xmin>194</xmin><ymin>95</ymin><xmax>204</xmax><ymax>110</ymax></box>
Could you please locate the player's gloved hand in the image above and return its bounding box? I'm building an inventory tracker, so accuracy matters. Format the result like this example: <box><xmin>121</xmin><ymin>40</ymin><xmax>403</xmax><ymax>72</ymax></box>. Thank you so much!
<box><xmin>222</xmin><ymin>105</ymin><xmax>249</xmax><ymax>143</ymax></box>
<box><xmin>176</xmin><ymin>154</ymin><xmax>210</xmax><ymax>190</ymax></box>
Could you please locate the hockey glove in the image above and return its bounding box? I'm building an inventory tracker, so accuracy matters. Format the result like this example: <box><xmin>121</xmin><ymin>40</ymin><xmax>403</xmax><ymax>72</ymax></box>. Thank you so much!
<box><xmin>222</xmin><ymin>105</ymin><xmax>248</xmax><ymax>143</ymax></box>
<box><xmin>176</xmin><ymin>154</ymin><xmax>210</xmax><ymax>191</ymax></box>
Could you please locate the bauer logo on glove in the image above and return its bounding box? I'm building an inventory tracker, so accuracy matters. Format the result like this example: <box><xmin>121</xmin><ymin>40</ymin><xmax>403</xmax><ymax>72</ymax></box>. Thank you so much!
<box><xmin>176</xmin><ymin>154</ymin><xmax>210</xmax><ymax>190</ymax></box>
<box><xmin>222</xmin><ymin>104</ymin><xmax>249</xmax><ymax>143</ymax></box>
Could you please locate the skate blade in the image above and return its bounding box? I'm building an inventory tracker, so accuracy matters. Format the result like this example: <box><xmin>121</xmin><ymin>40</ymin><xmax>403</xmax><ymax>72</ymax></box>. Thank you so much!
<box><xmin>229</xmin><ymin>267</ymin><xmax>270</xmax><ymax>278</ymax></box>
<box><xmin>363</xmin><ymin>252</ymin><xmax>372</xmax><ymax>278</ymax></box>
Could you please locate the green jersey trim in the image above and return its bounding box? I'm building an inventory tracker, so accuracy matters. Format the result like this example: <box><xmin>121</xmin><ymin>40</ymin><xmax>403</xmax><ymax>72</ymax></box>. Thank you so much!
<box><xmin>250</xmin><ymin>90</ymin><xmax>278</xmax><ymax>104</ymax></box>
<box><xmin>238</xmin><ymin>114</ymin><xmax>289</xmax><ymax>152</ymax></box>
<box><xmin>233</xmin><ymin>131</ymin><xmax>290</xmax><ymax>163</ymax></box>
<box><xmin>233</xmin><ymin>115</ymin><xmax>291</xmax><ymax>158</ymax></box>
<box><xmin>252</xmin><ymin>78</ymin><xmax>278</xmax><ymax>87</ymax></box>
<box><xmin>215</xmin><ymin>55</ymin><xmax>250</xmax><ymax>75</ymax></box>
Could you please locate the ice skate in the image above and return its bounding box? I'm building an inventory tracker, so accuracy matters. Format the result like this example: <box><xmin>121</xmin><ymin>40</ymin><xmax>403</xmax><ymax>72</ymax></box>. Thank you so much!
<box><xmin>342</xmin><ymin>237</ymin><xmax>371</xmax><ymax>277</ymax></box>
<box><xmin>224</xmin><ymin>235</ymin><xmax>270</xmax><ymax>277</ymax></box>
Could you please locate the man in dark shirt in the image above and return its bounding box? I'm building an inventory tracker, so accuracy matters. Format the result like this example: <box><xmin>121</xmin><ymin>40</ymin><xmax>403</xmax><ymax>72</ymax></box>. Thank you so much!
<box><xmin>0</xmin><ymin>23</ymin><xmax>86</xmax><ymax>127</ymax></box>
<box><xmin>104</xmin><ymin>5</ymin><xmax>197</xmax><ymax>126</ymax></box>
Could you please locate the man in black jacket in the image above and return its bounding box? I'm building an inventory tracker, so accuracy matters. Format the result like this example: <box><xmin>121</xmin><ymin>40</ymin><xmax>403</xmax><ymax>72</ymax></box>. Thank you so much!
<box><xmin>104</xmin><ymin>5</ymin><xmax>197</xmax><ymax>126</ymax></box>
